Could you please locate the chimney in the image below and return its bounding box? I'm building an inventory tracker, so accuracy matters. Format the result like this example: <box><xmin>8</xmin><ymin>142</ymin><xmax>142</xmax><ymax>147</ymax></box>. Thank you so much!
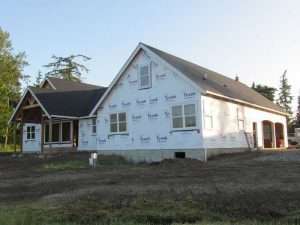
<box><xmin>235</xmin><ymin>75</ymin><xmax>239</xmax><ymax>82</ymax></box>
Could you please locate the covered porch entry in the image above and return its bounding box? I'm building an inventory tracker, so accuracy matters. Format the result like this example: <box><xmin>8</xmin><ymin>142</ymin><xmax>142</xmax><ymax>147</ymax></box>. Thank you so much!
<box><xmin>262</xmin><ymin>120</ymin><xmax>286</xmax><ymax>149</ymax></box>
<box><xmin>8</xmin><ymin>88</ymin><xmax>79</xmax><ymax>153</ymax></box>
<box><xmin>42</xmin><ymin>118</ymin><xmax>78</xmax><ymax>152</ymax></box>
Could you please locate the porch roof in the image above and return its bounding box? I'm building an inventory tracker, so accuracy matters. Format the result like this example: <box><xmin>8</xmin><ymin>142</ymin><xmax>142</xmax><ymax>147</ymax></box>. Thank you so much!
<box><xmin>30</xmin><ymin>87</ymin><xmax>107</xmax><ymax>117</ymax></box>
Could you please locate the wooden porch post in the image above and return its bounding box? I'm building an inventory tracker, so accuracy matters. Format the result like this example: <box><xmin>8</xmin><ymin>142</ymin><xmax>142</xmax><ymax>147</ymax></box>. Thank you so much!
<box><xmin>41</xmin><ymin>117</ymin><xmax>44</xmax><ymax>153</ymax></box>
<box><xmin>13</xmin><ymin>123</ymin><xmax>17</xmax><ymax>152</ymax></box>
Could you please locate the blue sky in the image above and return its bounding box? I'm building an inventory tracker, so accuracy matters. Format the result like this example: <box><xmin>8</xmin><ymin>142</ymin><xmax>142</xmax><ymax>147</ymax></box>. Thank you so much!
<box><xmin>2</xmin><ymin>0</ymin><xmax>300</xmax><ymax>112</ymax></box>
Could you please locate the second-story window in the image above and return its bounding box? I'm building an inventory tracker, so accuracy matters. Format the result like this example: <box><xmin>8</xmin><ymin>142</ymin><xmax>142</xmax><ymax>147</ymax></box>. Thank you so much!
<box><xmin>139</xmin><ymin>64</ymin><xmax>151</xmax><ymax>89</ymax></box>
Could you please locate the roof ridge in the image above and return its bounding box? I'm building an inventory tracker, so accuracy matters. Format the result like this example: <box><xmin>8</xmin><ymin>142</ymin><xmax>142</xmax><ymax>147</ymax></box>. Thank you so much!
<box><xmin>47</xmin><ymin>77</ymin><xmax>104</xmax><ymax>88</ymax></box>
<box><xmin>141</xmin><ymin>43</ymin><xmax>285</xmax><ymax>114</ymax></box>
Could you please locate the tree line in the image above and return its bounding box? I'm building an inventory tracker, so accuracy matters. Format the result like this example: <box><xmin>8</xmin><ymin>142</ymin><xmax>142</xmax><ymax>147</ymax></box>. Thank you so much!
<box><xmin>0</xmin><ymin>26</ymin><xmax>300</xmax><ymax>148</ymax></box>
<box><xmin>0</xmin><ymin>27</ymin><xmax>90</xmax><ymax>148</ymax></box>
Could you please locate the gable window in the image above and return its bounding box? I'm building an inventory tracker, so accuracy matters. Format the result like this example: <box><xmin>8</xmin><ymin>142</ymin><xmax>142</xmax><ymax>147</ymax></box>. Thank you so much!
<box><xmin>26</xmin><ymin>126</ymin><xmax>35</xmax><ymax>140</ymax></box>
<box><xmin>204</xmin><ymin>100</ymin><xmax>213</xmax><ymax>129</ymax></box>
<box><xmin>91</xmin><ymin>118</ymin><xmax>97</xmax><ymax>134</ymax></box>
<box><xmin>237</xmin><ymin>108</ymin><xmax>245</xmax><ymax>130</ymax></box>
<box><xmin>110</xmin><ymin>112</ymin><xmax>127</xmax><ymax>133</ymax></box>
<box><xmin>139</xmin><ymin>65</ymin><xmax>151</xmax><ymax>89</ymax></box>
<box><xmin>172</xmin><ymin>104</ymin><xmax>196</xmax><ymax>129</ymax></box>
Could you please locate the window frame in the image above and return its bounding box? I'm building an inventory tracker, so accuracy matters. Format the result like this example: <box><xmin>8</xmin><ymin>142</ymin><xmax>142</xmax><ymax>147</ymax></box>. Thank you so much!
<box><xmin>203</xmin><ymin>99</ymin><xmax>214</xmax><ymax>130</ymax></box>
<box><xmin>51</xmin><ymin>122</ymin><xmax>61</xmax><ymax>143</ymax></box>
<box><xmin>44</xmin><ymin>120</ymin><xmax>72</xmax><ymax>144</ymax></box>
<box><xmin>109</xmin><ymin>112</ymin><xmax>128</xmax><ymax>134</ymax></box>
<box><xmin>138</xmin><ymin>64</ymin><xmax>152</xmax><ymax>89</ymax></box>
<box><xmin>26</xmin><ymin>126</ymin><xmax>36</xmax><ymax>140</ymax></box>
<box><xmin>91</xmin><ymin>118</ymin><xmax>97</xmax><ymax>135</ymax></box>
<box><xmin>171</xmin><ymin>103</ymin><xmax>197</xmax><ymax>130</ymax></box>
<box><xmin>237</xmin><ymin>108</ymin><xmax>245</xmax><ymax>131</ymax></box>
<box><xmin>61</xmin><ymin>121</ymin><xmax>72</xmax><ymax>143</ymax></box>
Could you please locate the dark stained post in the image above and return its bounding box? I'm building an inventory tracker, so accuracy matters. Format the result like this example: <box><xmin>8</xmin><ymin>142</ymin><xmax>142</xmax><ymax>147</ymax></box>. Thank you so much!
<box><xmin>13</xmin><ymin>123</ymin><xmax>17</xmax><ymax>152</ymax></box>
<box><xmin>20</xmin><ymin>123</ymin><xmax>23</xmax><ymax>153</ymax></box>
<box><xmin>41</xmin><ymin>117</ymin><xmax>44</xmax><ymax>153</ymax></box>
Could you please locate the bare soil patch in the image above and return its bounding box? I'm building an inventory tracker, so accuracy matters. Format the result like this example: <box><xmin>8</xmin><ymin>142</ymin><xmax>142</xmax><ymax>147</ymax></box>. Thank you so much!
<box><xmin>0</xmin><ymin>150</ymin><xmax>300</xmax><ymax>224</ymax></box>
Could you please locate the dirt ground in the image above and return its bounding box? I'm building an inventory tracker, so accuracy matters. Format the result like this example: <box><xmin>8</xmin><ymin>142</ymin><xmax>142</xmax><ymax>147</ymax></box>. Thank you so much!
<box><xmin>1</xmin><ymin>150</ymin><xmax>300</xmax><ymax>224</ymax></box>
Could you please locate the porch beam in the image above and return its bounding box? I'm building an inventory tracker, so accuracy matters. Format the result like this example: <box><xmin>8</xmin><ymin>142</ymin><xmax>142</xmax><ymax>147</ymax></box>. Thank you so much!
<box><xmin>22</xmin><ymin>104</ymin><xmax>39</xmax><ymax>110</ymax></box>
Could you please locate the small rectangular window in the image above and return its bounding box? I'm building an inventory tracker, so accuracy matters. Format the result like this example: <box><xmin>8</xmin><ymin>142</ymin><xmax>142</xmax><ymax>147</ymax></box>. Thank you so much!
<box><xmin>203</xmin><ymin>100</ymin><xmax>213</xmax><ymax>129</ymax></box>
<box><xmin>26</xmin><ymin>126</ymin><xmax>35</xmax><ymax>140</ymax></box>
<box><xmin>172</xmin><ymin>104</ymin><xmax>196</xmax><ymax>129</ymax></box>
<box><xmin>175</xmin><ymin>152</ymin><xmax>186</xmax><ymax>159</ymax></box>
<box><xmin>237</xmin><ymin>108</ymin><xmax>245</xmax><ymax>130</ymax></box>
<box><xmin>204</xmin><ymin>115</ymin><xmax>213</xmax><ymax>129</ymax></box>
<box><xmin>139</xmin><ymin>65</ymin><xmax>151</xmax><ymax>89</ymax></box>
<box><xmin>110</xmin><ymin>113</ymin><xmax>127</xmax><ymax>133</ymax></box>
<box><xmin>91</xmin><ymin>118</ymin><xmax>97</xmax><ymax>134</ymax></box>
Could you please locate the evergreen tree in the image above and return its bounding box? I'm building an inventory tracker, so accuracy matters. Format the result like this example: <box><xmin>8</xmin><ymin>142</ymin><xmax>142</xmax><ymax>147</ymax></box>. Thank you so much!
<box><xmin>296</xmin><ymin>94</ymin><xmax>300</xmax><ymax>127</ymax></box>
<box><xmin>252</xmin><ymin>83</ymin><xmax>277</xmax><ymax>102</ymax></box>
<box><xmin>0</xmin><ymin>27</ymin><xmax>27</xmax><ymax>146</ymax></box>
<box><xmin>277</xmin><ymin>70</ymin><xmax>293</xmax><ymax>115</ymax></box>
<box><xmin>44</xmin><ymin>54</ymin><xmax>91</xmax><ymax>82</ymax></box>
<box><xmin>34</xmin><ymin>70</ymin><xmax>43</xmax><ymax>87</ymax></box>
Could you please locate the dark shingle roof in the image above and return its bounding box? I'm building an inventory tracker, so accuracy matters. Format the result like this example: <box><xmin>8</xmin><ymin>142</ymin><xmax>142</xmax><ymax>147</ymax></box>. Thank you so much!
<box><xmin>30</xmin><ymin>87</ymin><xmax>107</xmax><ymax>117</ymax></box>
<box><xmin>47</xmin><ymin>77</ymin><xmax>103</xmax><ymax>91</ymax></box>
<box><xmin>143</xmin><ymin>43</ymin><xmax>284</xmax><ymax>113</ymax></box>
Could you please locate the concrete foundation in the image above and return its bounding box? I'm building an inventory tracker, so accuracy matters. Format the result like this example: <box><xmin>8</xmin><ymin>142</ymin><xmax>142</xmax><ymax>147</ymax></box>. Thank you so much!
<box><xmin>95</xmin><ymin>147</ymin><xmax>252</xmax><ymax>163</ymax></box>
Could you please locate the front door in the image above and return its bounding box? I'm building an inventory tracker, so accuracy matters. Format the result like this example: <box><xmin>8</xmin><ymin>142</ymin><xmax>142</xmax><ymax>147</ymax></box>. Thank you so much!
<box><xmin>22</xmin><ymin>123</ymin><xmax>41</xmax><ymax>152</ymax></box>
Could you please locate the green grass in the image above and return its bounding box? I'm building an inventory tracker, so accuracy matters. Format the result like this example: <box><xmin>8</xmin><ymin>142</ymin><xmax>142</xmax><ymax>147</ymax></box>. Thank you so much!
<box><xmin>0</xmin><ymin>144</ymin><xmax>20</xmax><ymax>152</ymax></box>
<box><xmin>0</xmin><ymin>206</ymin><xmax>295</xmax><ymax>225</ymax></box>
<box><xmin>41</xmin><ymin>160</ymin><xmax>88</xmax><ymax>171</ymax></box>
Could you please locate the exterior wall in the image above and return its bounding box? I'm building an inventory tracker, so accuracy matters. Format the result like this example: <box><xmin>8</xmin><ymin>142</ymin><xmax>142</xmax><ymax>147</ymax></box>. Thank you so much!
<box><xmin>78</xmin><ymin>118</ymin><xmax>97</xmax><ymax>150</ymax></box>
<box><xmin>201</xmin><ymin>95</ymin><xmax>288</xmax><ymax>154</ymax></box>
<box><xmin>22</xmin><ymin>123</ymin><xmax>41</xmax><ymax>153</ymax></box>
<box><xmin>95</xmin><ymin>49</ymin><xmax>203</xmax><ymax>160</ymax></box>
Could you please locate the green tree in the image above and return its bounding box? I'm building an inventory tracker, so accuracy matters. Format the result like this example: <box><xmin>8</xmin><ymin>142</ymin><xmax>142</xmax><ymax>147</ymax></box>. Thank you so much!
<box><xmin>251</xmin><ymin>82</ymin><xmax>277</xmax><ymax>102</ymax></box>
<box><xmin>296</xmin><ymin>95</ymin><xmax>300</xmax><ymax>127</ymax></box>
<box><xmin>34</xmin><ymin>70</ymin><xmax>43</xmax><ymax>87</ymax></box>
<box><xmin>277</xmin><ymin>70</ymin><xmax>293</xmax><ymax>115</ymax></box>
<box><xmin>43</xmin><ymin>54</ymin><xmax>91</xmax><ymax>82</ymax></box>
<box><xmin>0</xmin><ymin>27</ymin><xmax>27</xmax><ymax>146</ymax></box>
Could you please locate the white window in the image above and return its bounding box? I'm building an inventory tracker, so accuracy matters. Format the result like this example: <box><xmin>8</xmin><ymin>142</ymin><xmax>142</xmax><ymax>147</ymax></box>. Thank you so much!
<box><xmin>237</xmin><ymin>108</ymin><xmax>245</xmax><ymax>130</ymax></box>
<box><xmin>91</xmin><ymin>118</ymin><xmax>97</xmax><ymax>134</ymax></box>
<box><xmin>26</xmin><ymin>126</ymin><xmax>35</xmax><ymax>140</ymax></box>
<box><xmin>203</xmin><ymin>100</ymin><xmax>213</xmax><ymax>129</ymax></box>
<box><xmin>139</xmin><ymin>64</ymin><xmax>151</xmax><ymax>89</ymax></box>
<box><xmin>110</xmin><ymin>112</ymin><xmax>127</xmax><ymax>133</ymax></box>
<box><xmin>171</xmin><ymin>104</ymin><xmax>196</xmax><ymax>129</ymax></box>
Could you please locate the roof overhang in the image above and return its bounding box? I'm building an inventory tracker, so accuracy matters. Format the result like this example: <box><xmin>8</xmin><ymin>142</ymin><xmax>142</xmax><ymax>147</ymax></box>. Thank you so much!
<box><xmin>8</xmin><ymin>88</ymin><xmax>51</xmax><ymax>124</ymax></box>
<box><xmin>205</xmin><ymin>91</ymin><xmax>290</xmax><ymax>117</ymax></box>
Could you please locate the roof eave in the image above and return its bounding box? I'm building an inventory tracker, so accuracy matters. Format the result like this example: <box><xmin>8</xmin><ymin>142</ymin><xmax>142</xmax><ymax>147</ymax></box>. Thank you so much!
<box><xmin>205</xmin><ymin>91</ymin><xmax>290</xmax><ymax>117</ymax></box>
